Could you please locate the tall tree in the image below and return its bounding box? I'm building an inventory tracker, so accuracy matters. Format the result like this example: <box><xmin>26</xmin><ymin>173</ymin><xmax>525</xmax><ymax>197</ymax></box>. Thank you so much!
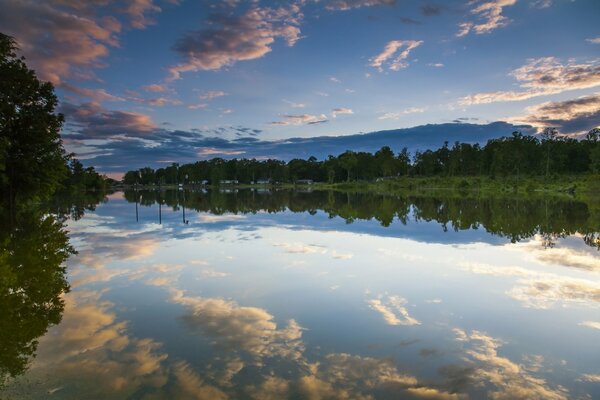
<box><xmin>0</xmin><ymin>33</ymin><xmax>67</xmax><ymax>210</ymax></box>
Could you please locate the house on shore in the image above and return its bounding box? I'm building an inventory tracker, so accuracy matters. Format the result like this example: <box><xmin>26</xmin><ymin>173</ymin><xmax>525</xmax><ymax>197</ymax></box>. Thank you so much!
<box><xmin>296</xmin><ymin>179</ymin><xmax>314</xmax><ymax>185</ymax></box>
<box><xmin>220</xmin><ymin>179</ymin><xmax>239</xmax><ymax>185</ymax></box>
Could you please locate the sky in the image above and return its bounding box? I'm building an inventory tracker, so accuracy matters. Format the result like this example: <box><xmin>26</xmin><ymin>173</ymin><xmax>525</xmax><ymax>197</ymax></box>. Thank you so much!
<box><xmin>1</xmin><ymin>0</ymin><xmax>599</xmax><ymax>176</ymax></box>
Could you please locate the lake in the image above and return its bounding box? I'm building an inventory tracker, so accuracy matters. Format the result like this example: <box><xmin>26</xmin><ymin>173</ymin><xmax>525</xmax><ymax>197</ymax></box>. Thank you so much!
<box><xmin>1</xmin><ymin>189</ymin><xmax>599</xmax><ymax>399</ymax></box>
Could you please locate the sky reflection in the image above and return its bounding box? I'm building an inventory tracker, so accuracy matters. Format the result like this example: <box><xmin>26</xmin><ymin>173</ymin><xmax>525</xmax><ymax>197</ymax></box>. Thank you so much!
<box><xmin>2</xmin><ymin>191</ymin><xmax>598</xmax><ymax>399</ymax></box>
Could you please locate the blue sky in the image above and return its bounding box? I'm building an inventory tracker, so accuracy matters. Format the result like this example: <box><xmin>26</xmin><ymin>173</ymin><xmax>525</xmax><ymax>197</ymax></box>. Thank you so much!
<box><xmin>1</xmin><ymin>0</ymin><xmax>599</xmax><ymax>176</ymax></box>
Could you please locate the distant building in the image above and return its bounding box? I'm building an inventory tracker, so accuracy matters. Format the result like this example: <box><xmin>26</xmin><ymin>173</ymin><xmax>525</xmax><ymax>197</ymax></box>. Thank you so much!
<box><xmin>256</xmin><ymin>179</ymin><xmax>271</xmax><ymax>184</ymax></box>
<box><xmin>296</xmin><ymin>179</ymin><xmax>313</xmax><ymax>185</ymax></box>
<box><xmin>201</xmin><ymin>180</ymin><xmax>209</xmax><ymax>185</ymax></box>
<box><xmin>220</xmin><ymin>180</ymin><xmax>239</xmax><ymax>185</ymax></box>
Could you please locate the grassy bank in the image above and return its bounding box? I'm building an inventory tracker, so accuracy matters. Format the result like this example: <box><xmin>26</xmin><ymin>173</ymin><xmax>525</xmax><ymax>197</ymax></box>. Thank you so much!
<box><xmin>308</xmin><ymin>175</ymin><xmax>600</xmax><ymax>200</ymax></box>
<box><xmin>117</xmin><ymin>175</ymin><xmax>600</xmax><ymax>200</ymax></box>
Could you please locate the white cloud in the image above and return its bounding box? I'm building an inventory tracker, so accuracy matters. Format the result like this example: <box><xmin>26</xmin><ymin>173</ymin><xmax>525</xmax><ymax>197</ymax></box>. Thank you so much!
<box><xmin>457</xmin><ymin>0</ymin><xmax>517</xmax><ymax>37</ymax></box>
<box><xmin>587</xmin><ymin>37</ymin><xmax>600</xmax><ymax>44</ymax></box>
<box><xmin>199</xmin><ymin>90</ymin><xmax>227</xmax><ymax>100</ymax></box>
<box><xmin>579</xmin><ymin>320</ymin><xmax>600</xmax><ymax>330</ymax></box>
<box><xmin>460</xmin><ymin>57</ymin><xmax>600</xmax><ymax>105</ymax></box>
<box><xmin>378</xmin><ymin>107</ymin><xmax>426</xmax><ymax>120</ymax></box>
<box><xmin>369</xmin><ymin>40</ymin><xmax>423</xmax><ymax>71</ymax></box>
<box><xmin>368</xmin><ymin>295</ymin><xmax>420</xmax><ymax>326</ymax></box>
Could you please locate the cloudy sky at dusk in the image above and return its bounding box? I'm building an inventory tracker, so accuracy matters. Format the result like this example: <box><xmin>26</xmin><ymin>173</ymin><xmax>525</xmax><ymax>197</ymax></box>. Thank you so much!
<box><xmin>1</xmin><ymin>0</ymin><xmax>599</xmax><ymax>176</ymax></box>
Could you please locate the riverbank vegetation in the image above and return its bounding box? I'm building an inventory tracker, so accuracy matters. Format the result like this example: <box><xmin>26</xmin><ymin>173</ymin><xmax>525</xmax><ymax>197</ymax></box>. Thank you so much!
<box><xmin>122</xmin><ymin>129</ymin><xmax>600</xmax><ymax>196</ymax></box>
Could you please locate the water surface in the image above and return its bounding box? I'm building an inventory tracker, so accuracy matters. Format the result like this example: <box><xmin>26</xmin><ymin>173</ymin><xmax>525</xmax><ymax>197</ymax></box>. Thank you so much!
<box><xmin>2</xmin><ymin>189</ymin><xmax>599</xmax><ymax>399</ymax></box>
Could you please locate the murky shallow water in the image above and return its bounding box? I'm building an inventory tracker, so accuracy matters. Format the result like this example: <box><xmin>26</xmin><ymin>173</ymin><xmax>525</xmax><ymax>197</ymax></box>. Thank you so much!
<box><xmin>2</xmin><ymin>190</ymin><xmax>599</xmax><ymax>399</ymax></box>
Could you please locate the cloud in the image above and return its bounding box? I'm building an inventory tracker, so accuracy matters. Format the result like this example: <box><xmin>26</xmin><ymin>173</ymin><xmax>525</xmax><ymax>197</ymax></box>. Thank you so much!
<box><xmin>460</xmin><ymin>57</ymin><xmax>600</xmax><ymax>105</ymax></box>
<box><xmin>198</xmin><ymin>148</ymin><xmax>246</xmax><ymax>157</ymax></box>
<box><xmin>18</xmin><ymin>290</ymin><xmax>172</xmax><ymax>397</ymax></box>
<box><xmin>143</xmin><ymin>84</ymin><xmax>168</xmax><ymax>93</ymax></box>
<box><xmin>329</xmin><ymin>76</ymin><xmax>341</xmax><ymax>83</ymax></box>
<box><xmin>331</xmin><ymin>108</ymin><xmax>354</xmax><ymax>118</ymax></box>
<box><xmin>0</xmin><ymin>0</ymin><xmax>121</xmax><ymax>83</ymax></box>
<box><xmin>246</xmin><ymin>376</ymin><xmax>290</xmax><ymax>400</ymax></box>
<box><xmin>531</xmin><ymin>0</ymin><xmax>552</xmax><ymax>9</ymax></box>
<box><xmin>0</xmin><ymin>0</ymin><xmax>168</xmax><ymax>84</ymax></box>
<box><xmin>298</xmin><ymin>353</ymin><xmax>459</xmax><ymax>400</ymax></box>
<box><xmin>283</xmin><ymin>99</ymin><xmax>306</xmax><ymax>108</ymax></box>
<box><xmin>369</xmin><ymin>40</ymin><xmax>423</xmax><ymax>72</ymax></box>
<box><xmin>378</xmin><ymin>107</ymin><xmax>426</xmax><ymax>120</ymax></box>
<box><xmin>274</xmin><ymin>242</ymin><xmax>328</xmax><ymax>254</ymax></box>
<box><xmin>188</xmin><ymin>103</ymin><xmax>209</xmax><ymax>110</ymax></box>
<box><xmin>270</xmin><ymin>114</ymin><xmax>329</xmax><ymax>126</ymax></box>
<box><xmin>456</xmin><ymin>0</ymin><xmax>517</xmax><ymax>37</ymax></box>
<box><xmin>579</xmin><ymin>374</ymin><xmax>600</xmax><ymax>382</ymax></box>
<box><xmin>453</xmin><ymin>329</ymin><xmax>570</xmax><ymax>399</ymax></box>
<box><xmin>511</xmin><ymin>92</ymin><xmax>600</xmax><ymax>135</ymax></box>
<box><xmin>125</xmin><ymin>0</ymin><xmax>161</xmax><ymax>29</ymax></box>
<box><xmin>168</xmin><ymin>4</ymin><xmax>303</xmax><ymax>79</ymax></box>
<box><xmin>579</xmin><ymin>321</ymin><xmax>600</xmax><ymax>330</ymax></box>
<box><xmin>587</xmin><ymin>37</ymin><xmax>600</xmax><ymax>44</ymax></box>
<box><xmin>428</xmin><ymin>63</ymin><xmax>445</xmax><ymax>68</ymax></box>
<box><xmin>61</xmin><ymin>83</ymin><xmax>125</xmax><ymax>102</ymax></box>
<box><xmin>325</xmin><ymin>0</ymin><xmax>396</xmax><ymax>11</ymax></box>
<box><xmin>198</xmin><ymin>90</ymin><xmax>227</xmax><ymax>100</ymax></box>
<box><xmin>368</xmin><ymin>295</ymin><xmax>421</xmax><ymax>326</ymax></box>
<box><xmin>60</xmin><ymin>101</ymin><xmax>158</xmax><ymax>139</ymax></box>
<box><xmin>172</xmin><ymin>289</ymin><xmax>305</xmax><ymax>362</ymax></box>
<box><xmin>460</xmin><ymin>262</ymin><xmax>600</xmax><ymax>309</ymax></box>
<box><xmin>145</xmin><ymin>97</ymin><xmax>183</xmax><ymax>106</ymax></box>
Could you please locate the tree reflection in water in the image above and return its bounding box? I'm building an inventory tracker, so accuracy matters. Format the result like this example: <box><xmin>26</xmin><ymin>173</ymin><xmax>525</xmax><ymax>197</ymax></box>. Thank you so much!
<box><xmin>0</xmin><ymin>192</ymin><xmax>106</xmax><ymax>387</ymax></box>
<box><xmin>124</xmin><ymin>189</ymin><xmax>600</xmax><ymax>249</ymax></box>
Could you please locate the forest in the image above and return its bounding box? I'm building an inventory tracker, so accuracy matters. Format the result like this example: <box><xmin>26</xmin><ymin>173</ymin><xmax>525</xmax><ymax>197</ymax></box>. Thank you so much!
<box><xmin>123</xmin><ymin>129</ymin><xmax>600</xmax><ymax>186</ymax></box>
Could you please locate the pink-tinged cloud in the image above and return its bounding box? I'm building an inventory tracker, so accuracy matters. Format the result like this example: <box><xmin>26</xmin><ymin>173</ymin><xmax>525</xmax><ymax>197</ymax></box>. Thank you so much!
<box><xmin>188</xmin><ymin>103</ymin><xmax>209</xmax><ymax>110</ymax></box>
<box><xmin>60</xmin><ymin>101</ymin><xmax>157</xmax><ymax>139</ymax></box>
<box><xmin>460</xmin><ymin>57</ymin><xmax>600</xmax><ymax>105</ymax></box>
<box><xmin>0</xmin><ymin>1</ymin><xmax>166</xmax><ymax>84</ymax></box>
<box><xmin>0</xmin><ymin>1</ymin><xmax>120</xmax><ymax>83</ymax></box>
<box><xmin>457</xmin><ymin>0</ymin><xmax>517</xmax><ymax>37</ymax></box>
<box><xmin>61</xmin><ymin>83</ymin><xmax>125</xmax><ymax>102</ymax></box>
<box><xmin>331</xmin><ymin>108</ymin><xmax>353</xmax><ymax>118</ymax></box>
<box><xmin>369</xmin><ymin>40</ymin><xmax>423</xmax><ymax>72</ymax></box>
<box><xmin>142</xmin><ymin>84</ymin><xmax>169</xmax><ymax>93</ymax></box>
<box><xmin>270</xmin><ymin>114</ymin><xmax>328</xmax><ymax>126</ymax></box>
<box><xmin>167</xmin><ymin>4</ymin><xmax>303</xmax><ymax>79</ymax></box>
<box><xmin>125</xmin><ymin>0</ymin><xmax>161</xmax><ymax>29</ymax></box>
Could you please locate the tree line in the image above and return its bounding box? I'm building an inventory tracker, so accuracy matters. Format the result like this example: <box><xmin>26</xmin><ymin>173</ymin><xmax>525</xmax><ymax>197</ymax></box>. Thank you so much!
<box><xmin>123</xmin><ymin>129</ymin><xmax>600</xmax><ymax>186</ymax></box>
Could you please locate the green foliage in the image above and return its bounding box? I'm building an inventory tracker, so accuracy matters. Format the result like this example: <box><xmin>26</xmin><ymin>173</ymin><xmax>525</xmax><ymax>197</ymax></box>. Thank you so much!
<box><xmin>0</xmin><ymin>33</ymin><xmax>68</xmax><ymax>207</ymax></box>
<box><xmin>122</xmin><ymin>129</ymin><xmax>600</xmax><ymax>186</ymax></box>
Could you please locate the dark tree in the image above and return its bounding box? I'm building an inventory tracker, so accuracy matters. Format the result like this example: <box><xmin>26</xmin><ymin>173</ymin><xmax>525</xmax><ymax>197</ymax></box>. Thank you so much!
<box><xmin>0</xmin><ymin>33</ymin><xmax>68</xmax><ymax>210</ymax></box>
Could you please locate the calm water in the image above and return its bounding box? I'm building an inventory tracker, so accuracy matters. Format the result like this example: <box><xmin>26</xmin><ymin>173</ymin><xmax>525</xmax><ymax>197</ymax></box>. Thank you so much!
<box><xmin>2</xmin><ymin>189</ymin><xmax>599</xmax><ymax>399</ymax></box>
